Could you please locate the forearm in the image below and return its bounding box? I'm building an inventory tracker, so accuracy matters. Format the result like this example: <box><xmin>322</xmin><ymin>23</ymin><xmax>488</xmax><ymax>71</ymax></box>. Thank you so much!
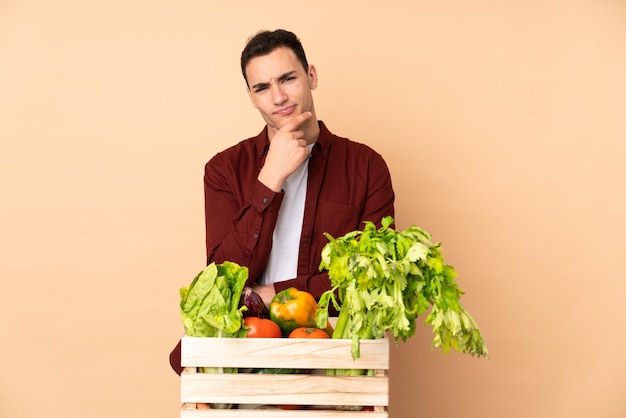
<box><xmin>205</xmin><ymin>175</ymin><xmax>283</xmax><ymax>284</ymax></box>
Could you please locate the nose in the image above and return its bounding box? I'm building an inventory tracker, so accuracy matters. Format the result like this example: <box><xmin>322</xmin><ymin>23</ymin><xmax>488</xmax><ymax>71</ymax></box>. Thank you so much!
<box><xmin>270</xmin><ymin>83</ymin><xmax>288</xmax><ymax>105</ymax></box>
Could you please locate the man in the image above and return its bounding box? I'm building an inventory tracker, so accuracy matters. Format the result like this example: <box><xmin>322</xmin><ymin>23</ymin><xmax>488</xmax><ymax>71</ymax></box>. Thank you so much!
<box><xmin>170</xmin><ymin>29</ymin><xmax>394</xmax><ymax>374</ymax></box>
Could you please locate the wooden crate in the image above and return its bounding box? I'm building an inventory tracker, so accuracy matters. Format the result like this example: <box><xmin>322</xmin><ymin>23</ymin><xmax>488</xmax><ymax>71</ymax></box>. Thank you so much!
<box><xmin>180</xmin><ymin>333</ymin><xmax>389</xmax><ymax>417</ymax></box>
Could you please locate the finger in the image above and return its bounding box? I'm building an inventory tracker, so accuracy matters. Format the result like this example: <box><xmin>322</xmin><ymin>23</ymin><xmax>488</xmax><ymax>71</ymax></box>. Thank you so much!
<box><xmin>291</xmin><ymin>129</ymin><xmax>304</xmax><ymax>139</ymax></box>
<box><xmin>280</xmin><ymin>111</ymin><xmax>312</xmax><ymax>133</ymax></box>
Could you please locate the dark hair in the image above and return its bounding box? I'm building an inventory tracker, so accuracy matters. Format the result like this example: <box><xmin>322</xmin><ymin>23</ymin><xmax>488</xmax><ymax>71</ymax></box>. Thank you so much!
<box><xmin>240</xmin><ymin>29</ymin><xmax>309</xmax><ymax>86</ymax></box>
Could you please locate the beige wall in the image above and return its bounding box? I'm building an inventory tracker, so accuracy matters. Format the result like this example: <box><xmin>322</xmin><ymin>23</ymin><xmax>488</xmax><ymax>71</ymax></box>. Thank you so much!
<box><xmin>1</xmin><ymin>1</ymin><xmax>625</xmax><ymax>417</ymax></box>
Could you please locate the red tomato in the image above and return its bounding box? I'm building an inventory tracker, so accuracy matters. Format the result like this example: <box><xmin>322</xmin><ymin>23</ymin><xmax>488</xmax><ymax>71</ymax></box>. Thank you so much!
<box><xmin>244</xmin><ymin>316</ymin><xmax>282</xmax><ymax>338</ymax></box>
<box><xmin>288</xmin><ymin>327</ymin><xmax>330</xmax><ymax>339</ymax></box>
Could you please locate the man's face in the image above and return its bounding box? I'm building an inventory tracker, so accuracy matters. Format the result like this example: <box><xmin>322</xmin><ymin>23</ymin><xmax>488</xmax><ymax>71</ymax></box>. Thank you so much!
<box><xmin>245</xmin><ymin>46</ymin><xmax>318</xmax><ymax>137</ymax></box>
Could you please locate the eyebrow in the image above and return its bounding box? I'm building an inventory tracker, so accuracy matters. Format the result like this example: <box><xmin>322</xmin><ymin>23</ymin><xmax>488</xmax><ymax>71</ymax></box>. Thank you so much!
<box><xmin>251</xmin><ymin>70</ymin><xmax>298</xmax><ymax>91</ymax></box>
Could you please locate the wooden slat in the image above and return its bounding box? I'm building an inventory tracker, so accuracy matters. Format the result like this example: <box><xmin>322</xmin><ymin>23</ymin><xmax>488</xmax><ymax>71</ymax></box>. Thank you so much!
<box><xmin>180</xmin><ymin>327</ymin><xmax>390</xmax><ymax>416</ymax></box>
<box><xmin>181</xmin><ymin>372</ymin><xmax>388</xmax><ymax>406</ymax></box>
<box><xmin>180</xmin><ymin>336</ymin><xmax>389</xmax><ymax>370</ymax></box>
<box><xmin>180</xmin><ymin>409</ymin><xmax>388</xmax><ymax>417</ymax></box>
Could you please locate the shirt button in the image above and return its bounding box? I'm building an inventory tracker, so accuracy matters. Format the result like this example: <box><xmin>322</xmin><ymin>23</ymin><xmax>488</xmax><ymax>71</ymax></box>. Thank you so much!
<box><xmin>262</xmin><ymin>197</ymin><xmax>269</xmax><ymax>204</ymax></box>
<box><xmin>253</xmin><ymin>233</ymin><xmax>259</xmax><ymax>239</ymax></box>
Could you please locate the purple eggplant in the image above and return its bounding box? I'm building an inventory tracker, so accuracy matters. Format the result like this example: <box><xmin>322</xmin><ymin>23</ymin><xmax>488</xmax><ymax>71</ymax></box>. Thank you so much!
<box><xmin>239</xmin><ymin>286</ymin><xmax>270</xmax><ymax>318</ymax></box>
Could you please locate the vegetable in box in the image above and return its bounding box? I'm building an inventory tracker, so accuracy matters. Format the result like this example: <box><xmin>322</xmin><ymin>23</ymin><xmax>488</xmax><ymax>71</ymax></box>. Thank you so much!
<box><xmin>315</xmin><ymin>216</ymin><xmax>488</xmax><ymax>375</ymax></box>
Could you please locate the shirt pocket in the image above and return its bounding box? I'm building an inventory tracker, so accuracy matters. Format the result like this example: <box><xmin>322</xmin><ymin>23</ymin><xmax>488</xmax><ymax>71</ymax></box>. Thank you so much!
<box><xmin>317</xmin><ymin>199</ymin><xmax>362</xmax><ymax>237</ymax></box>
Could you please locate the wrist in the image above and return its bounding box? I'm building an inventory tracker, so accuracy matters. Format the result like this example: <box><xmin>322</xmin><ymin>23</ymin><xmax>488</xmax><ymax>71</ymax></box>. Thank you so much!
<box><xmin>252</xmin><ymin>284</ymin><xmax>276</xmax><ymax>306</ymax></box>
<box><xmin>258</xmin><ymin>168</ymin><xmax>284</xmax><ymax>192</ymax></box>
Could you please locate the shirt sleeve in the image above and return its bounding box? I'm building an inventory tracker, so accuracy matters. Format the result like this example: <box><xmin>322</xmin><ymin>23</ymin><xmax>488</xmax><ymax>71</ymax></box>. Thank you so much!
<box><xmin>273</xmin><ymin>271</ymin><xmax>331</xmax><ymax>300</ymax></box>
<box><xmin>204</xmin><ymin>158</ymin><xmax>284</xmax><ymax>286</ymax></box>
<box><xmin>361</xmin><ymin>152</ymin><xmax>395</xmax><ymax>227</ymax></box>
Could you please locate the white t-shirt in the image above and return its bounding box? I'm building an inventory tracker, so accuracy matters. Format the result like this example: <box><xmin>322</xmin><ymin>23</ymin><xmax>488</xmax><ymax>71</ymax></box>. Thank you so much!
<box><xmin>260</xmin><ymin>144</ymin><xmax>314</xmax><ymax>285</ymax></box>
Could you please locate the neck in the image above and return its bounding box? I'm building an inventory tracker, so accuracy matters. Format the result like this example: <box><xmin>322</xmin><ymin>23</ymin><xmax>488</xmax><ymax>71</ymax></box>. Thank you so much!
<box><xmin>302</xmin><ymin>117</ymin><xmax>320</xmax><ymax>144</ymax></box>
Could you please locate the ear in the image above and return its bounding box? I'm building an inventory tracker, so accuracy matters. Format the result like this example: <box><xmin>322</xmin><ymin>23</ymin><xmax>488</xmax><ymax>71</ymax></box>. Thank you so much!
<box><xmin>308</xmin><ymin>65</ymin><xmax>319</xmax><ymax>90</ymax></box>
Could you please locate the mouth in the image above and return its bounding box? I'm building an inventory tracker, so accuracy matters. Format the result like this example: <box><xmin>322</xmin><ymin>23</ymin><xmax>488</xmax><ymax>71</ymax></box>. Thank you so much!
<box><xmin>273</xmin><ymin>105</ymin><xmax>297</xmax><ymax>116</ymax></box>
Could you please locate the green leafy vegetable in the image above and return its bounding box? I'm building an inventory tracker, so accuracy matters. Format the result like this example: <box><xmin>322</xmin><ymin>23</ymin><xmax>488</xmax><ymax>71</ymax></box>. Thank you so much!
<box><xmin>179</xmin><ymin>261</ymin><xmax>249</xmax><ymax>409</ymax></box>
<box><xmin>316</xmin><ymin>216</ymin><xmax>488</xmax><ymax>368</ymax></box>
<box><xmin>180</xmin><ymin>261</ymin><xmax>248</xmax><ymax>338</ymax></box>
